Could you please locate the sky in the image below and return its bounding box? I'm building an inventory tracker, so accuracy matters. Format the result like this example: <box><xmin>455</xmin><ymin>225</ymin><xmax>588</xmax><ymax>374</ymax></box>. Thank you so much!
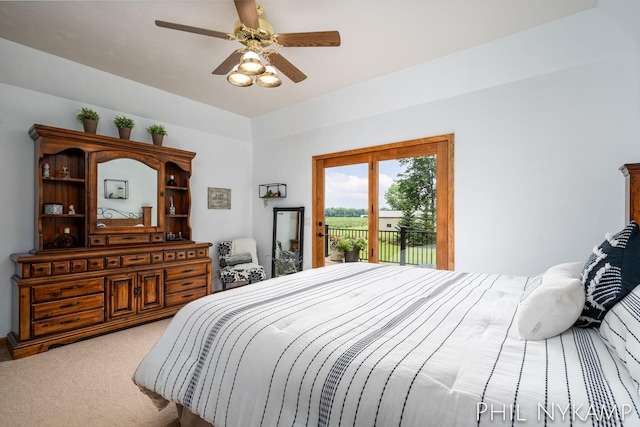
<box><xmin>324</xmin><ymin>160</ymin><xmax>405</xmax><ymax>209</ymax></box>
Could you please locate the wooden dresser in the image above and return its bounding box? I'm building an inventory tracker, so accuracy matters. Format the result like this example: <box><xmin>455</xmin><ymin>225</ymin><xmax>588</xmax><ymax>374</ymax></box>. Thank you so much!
<box><xmin>8</xmin><ymin>125</ymin><xmax>212</xmax><ymax>358</ymax></box>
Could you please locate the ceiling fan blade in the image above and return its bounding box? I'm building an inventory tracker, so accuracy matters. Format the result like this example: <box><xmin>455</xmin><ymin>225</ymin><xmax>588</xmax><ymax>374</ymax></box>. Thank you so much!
<box><xmin>155</xmin><ymin>20</ymin><xmax>231</xmax><ymax>40</ymax></box>
<box><xmin>234</xmin><ymin>0</ymin><xmax>260</xmax><ymax>29</ymax></box>
<box><xmin>212</xmin><ymin>51</ymin><xmax>243</xmax><ymax>75</ymax></box>
<box><xmin>275</xmin><ymin>31</ymin><xmax>341</xmax><ymax>47</ymax></box>
<box><xmin>264</xmin><ymin>51</ymin><xmax>307</xmax><ymax>83</ymax></box>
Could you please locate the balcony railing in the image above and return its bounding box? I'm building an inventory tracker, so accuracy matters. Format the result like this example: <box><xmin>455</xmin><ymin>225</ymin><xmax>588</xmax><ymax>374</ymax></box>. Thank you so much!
<box><xmin>325</xmin><ymin>225</ymin><xmax>436</xmax><ymax>266</ymax></box>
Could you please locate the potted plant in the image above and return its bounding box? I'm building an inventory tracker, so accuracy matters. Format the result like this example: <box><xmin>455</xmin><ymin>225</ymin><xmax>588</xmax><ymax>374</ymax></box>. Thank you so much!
<box><xmin>334</xmin><ymin>236</ymin><xmax>367</xmax><ymax>262</ymax></box>
<box><xmin>113</xmin><ymin>115</ymin><xmax>135</xmax><ymax>140</ymax></box>
<box><xmin>146</xmin><ymin>124</ymin><xmax>167</xmax><ymax>146</ymax></box>
<box><xmin>76</xmin><ymin>107</ymin><xmax>101</xmax><ymax>134</ymax></box>
<box><xmin>329</xmin><ymin>235</ymin><xmax>345</xmax><ymax>261</ymax></box>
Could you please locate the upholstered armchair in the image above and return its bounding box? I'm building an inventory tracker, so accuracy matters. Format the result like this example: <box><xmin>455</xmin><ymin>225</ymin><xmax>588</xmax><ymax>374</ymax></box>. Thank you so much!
<box><xmin>217</xmin><ymin>238</ymin><xmax>267</xmax><ymax>290</ymax></box>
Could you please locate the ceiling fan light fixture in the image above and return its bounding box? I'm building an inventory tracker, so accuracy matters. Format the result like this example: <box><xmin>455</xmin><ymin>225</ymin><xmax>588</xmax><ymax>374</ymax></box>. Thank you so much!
<box><xmin>227</xmin><ymin>65</ymin><xmax>253</xmax><ymax>87</ymax></box>
<box><xmin>256</xmin><ymin>65</ymin><xmax>282</xmax><ymax>88</ymax></box>
<box><xmin>237</xmin><ymin>50</ymin><xmax>266</xmax><ymax>75</ymax></box>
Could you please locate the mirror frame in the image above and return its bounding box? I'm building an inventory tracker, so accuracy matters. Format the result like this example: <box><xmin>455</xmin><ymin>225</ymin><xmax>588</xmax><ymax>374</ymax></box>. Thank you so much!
<box><xmin>89</xmin><ymin>150</ymin><xmax>163</xmax><ymax>234</ymax></box>
<box><xmin>272</xmin><ymin>207</ymin><xmax>304</xmax><ymax>278</ymax></box>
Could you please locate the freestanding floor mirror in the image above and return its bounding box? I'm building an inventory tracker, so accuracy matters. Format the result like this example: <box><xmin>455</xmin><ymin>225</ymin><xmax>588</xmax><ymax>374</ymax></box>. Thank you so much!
<box><xmin>272</xmin><ymin>207</ymin><xmax>304</xmax><ymax>277</ymax></box>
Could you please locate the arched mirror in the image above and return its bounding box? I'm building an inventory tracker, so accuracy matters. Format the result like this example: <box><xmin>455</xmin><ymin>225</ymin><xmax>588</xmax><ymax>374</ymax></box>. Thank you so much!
<box><xmin>272</xmin><ymin>207</ymin><xmax>304</xmax><ymax>277</ymax></box>
<box><xmin>89</xmin><ymin>151</ymin><xmax>162</xmax><ymax>233</ymax></box>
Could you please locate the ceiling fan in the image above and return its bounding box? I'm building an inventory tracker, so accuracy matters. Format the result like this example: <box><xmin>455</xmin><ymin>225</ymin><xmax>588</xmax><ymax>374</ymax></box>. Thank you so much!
<box><xmin>155</xmin><ymin>0</ymin><xmax>341</xmax><ymax>87</ymax></box>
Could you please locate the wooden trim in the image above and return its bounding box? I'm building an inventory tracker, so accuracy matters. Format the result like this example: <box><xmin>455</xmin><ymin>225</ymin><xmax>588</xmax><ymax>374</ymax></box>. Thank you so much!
<box><xmin>312</xmin><ymin>134</ymin><xmax>454</xmax><ymax>270</ymax></box>
<box><xmin>0</xmin><ymin>336</ymin><xmax>7</xmax><ymax>347</ymax></box>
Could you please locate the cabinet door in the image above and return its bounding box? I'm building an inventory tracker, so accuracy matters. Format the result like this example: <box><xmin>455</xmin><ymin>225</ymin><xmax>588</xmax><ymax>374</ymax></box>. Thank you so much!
<box><xmin>107</xmin><ymin>273</ymin><xmax>136</xmax><ymax>319</ymax></box>
<box><xmin>137</xmin><ymin>269</ymin><xmax>164</xmax><ymax>313</ymax></box>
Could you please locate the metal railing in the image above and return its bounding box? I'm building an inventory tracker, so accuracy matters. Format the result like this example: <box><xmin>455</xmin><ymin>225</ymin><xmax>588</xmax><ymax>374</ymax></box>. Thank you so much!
<box><xmin>325</xmin><ymin>225</ymin><xmax>436</xmax><ymax>266</ymax></box>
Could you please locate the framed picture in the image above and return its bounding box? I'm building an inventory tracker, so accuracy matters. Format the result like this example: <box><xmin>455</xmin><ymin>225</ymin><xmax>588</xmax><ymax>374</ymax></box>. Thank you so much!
<box><xmin>208</xmin><ymin>187</ymin><xmax>231</xmax><ymax>209</ymax></box>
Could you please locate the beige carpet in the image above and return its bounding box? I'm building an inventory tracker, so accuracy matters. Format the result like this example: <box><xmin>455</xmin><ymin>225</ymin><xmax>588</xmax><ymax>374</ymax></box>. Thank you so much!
<box><xmin>0</xmin><ymin>319</ymin><xmax>180</xmax><ymax>427</ymax></box>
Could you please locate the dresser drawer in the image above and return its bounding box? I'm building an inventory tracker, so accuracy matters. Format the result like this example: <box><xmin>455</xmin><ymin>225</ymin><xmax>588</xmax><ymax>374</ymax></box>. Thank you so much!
<box><xmin>106</xmin><ymin>256</ymin><xmax>120</xmax><ymax>268</ymax></box>
<box><xmin>32</xmin><ymin>278</ymin><xmax>105</xmax><ymax>303</ymax></box>
<box><xmin>32</xmin><ymin>308</ymin><xmax>104</xmax><ymax>337</ymax></box>
<box><xmin>121</xmin><ymin>253</ymin><xmax>150</xmax><ymax>267</ymax></box>
<box><xmin>71</xmin><ymin>259</ymin><xmax>88</xmax><ymax>273</ymax></box>
<box><xmin>32</xmin><ymin>294</ymin><xmax>104</xmax><ymax>321</ymax></box>
<box><xmin>88</xmin><ymin>258</ymin><xmax>105</xmax><ymax>270</ymax></box>
<box><xmin>165</xmin><ymin>288</ymin><xmax>207</xmax><ymax>308</ymax></box>
<box><xmin>196</xmin><ymin>248</ymin><xmax>208</xmax><ymax>258</ymax></box>
<box><xmin>52</xmin><ymin>261</ymin><xmax>70</xmax><ymax>275</ymax></box>
<box><xmin>166</xmin><ymin>275</ymin><xmax>207</xmax><ymax>294</ymax></box>
<box><xmin>107</xmin><ymin>234</ymin><xmax>150</xmax><ymax>245</ymax></box>
<box><xmin>164</xmin><ymin>263</ymin><xmax>208</xmax><ymax>281</ymax></box>
<box><xmin>32</xmin><ymin>262</ymin><xmax>52</xmax><ymax>277</ymax></box>
<box><xmin>89</xmin><ymin>235</ymin><xmax>106</xmax><ymax>246</ymax></box>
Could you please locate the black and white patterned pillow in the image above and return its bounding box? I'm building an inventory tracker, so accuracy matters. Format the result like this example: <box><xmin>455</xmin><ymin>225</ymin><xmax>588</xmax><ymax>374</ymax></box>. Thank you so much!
<box><xmin>575</xmin><ymin>221</ymin><xmax>640</xmax><ymax>328</ymax></box>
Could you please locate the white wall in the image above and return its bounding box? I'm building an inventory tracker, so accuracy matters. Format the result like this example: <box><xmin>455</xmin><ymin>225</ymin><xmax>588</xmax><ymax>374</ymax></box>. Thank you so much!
<box><xmin>251</xmin><ymin>1</ymin><xmax>640</xmax><ymax>278</ymax></box>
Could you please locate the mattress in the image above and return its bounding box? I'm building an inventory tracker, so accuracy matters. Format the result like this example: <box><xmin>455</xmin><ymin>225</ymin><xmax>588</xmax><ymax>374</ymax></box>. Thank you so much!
<box><xmin>133</xmin><ymin>263</ymin><xmax>640</xmax><ymax>426</ymax></box>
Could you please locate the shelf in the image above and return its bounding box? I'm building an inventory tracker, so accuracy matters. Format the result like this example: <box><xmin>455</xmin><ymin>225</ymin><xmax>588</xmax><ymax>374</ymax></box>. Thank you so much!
<box><xmin>43</xmin><ymin>177</ymin><xmax>85</xmax><ymax>183</ymax></box>
<box><xmin>42</xmin><ymin>214</ymin><xmax>85</xmax><ymax>218</ymax></box>
<box><xmin>259</xmin><ymin>183</ymin><xmax>287</xmax><ymax>199</ymax></box>
<box><xmin>166</xmin><ymin>186</ymin><xmax>188</xmax><ymax>191</ymax></box>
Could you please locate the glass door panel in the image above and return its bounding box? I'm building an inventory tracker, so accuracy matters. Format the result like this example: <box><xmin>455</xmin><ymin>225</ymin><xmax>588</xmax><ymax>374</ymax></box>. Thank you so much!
<box><xmin>378</xmin><ymin>156</ymin><xmax>437</xmax><ymax>267</ymax></box>
<box><xmin>323</xmin><ymin>164</ymin><xmax>369</xmax><ymax>266</ymax></box>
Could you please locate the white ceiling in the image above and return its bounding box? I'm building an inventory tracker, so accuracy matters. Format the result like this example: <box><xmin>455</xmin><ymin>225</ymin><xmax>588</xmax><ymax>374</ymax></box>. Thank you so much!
<box><xmin>0</xmin><ymin>0</ymin><xmax>596</xmax><ymax>118</ymax></box>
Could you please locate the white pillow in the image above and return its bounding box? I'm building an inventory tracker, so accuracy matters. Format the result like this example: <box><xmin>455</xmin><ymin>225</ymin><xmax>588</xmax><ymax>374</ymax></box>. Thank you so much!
<box><xmin>516</xmin><ymin>262</ymin><xmax>585</xmax><ymax>340</ymax></box>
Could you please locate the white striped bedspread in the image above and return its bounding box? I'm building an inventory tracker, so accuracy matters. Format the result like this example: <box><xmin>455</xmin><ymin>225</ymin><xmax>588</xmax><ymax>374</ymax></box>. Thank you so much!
<box><xmin>133</xmin><ymin>263</ymin><xmax>640</xmax><ymax>426</ymax></box>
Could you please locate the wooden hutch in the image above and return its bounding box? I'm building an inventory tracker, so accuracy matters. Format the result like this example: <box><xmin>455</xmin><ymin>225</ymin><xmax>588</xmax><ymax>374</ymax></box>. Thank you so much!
<box><xmin>8</xmin><ymin>125</ymin><xmax>212</xmax><ymax>358</ymax></box>
<box><xmin>621</xmin><ymin>163</ymin><xmax>640</xmax><ymax>224</ymax></box>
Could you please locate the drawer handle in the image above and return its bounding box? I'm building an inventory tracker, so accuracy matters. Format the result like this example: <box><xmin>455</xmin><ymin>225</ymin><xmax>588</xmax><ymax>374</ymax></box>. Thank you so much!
<box><xmin>130</xmin><ymin>257</ymin><xmax>145</xmax><ymax>261</ymax></box>
<box><xmin>60</xmin><ymin>285</ymin><xmax>83</xmax><ymax>291</ymax></box>
<box><xmin>182</xmin><ymin>294</ymin><xmax>193</xmax><ymax>299</ymax></box>
<box><xmin>37</xmin><ymin>267</ymin><xmax>45</xmax><ymax>272</ymax></box>
<box><xmin>181</xmin><ymin>269</ymin><xmax>194</xmax><ymax>274</ymax></box>
<box><xmin>60</xmin><ymin>318</ymin><xmax>81</xmax><ymax>325</ymax></box>
<box><xmin>181</xmin><ymin>282</ymin><xmax>193</xmax><ymax>287</ymax></box>
<box><xmin>60</xmin><ymin>302</ymin><xmax>81</xmax><ymax>309</ymax></box>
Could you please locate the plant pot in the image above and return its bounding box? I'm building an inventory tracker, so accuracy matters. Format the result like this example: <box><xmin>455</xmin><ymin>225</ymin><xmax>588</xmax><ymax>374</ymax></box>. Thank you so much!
<box><xmin>344</xmin><ymin>249</ymin><xmax>360</xmax><ymax>263</ymax></box>
<box><xmin>329</xmin><ymin>248</ymin><xmax>344</xmax><ymax>262</ymax></box>
<box><xmin>82</xmin><ymin>119</ymin><xmax>98</xmax><ymax>134</ymax></box>
<box><xmin>151</xmin><ymin>134</ymin><xmax>164</xmax><ymax>146</ymax></box>
<box><xmin>117</xmin><ymin>127</ymin><xmax>132</xmax><ymax>140</ymax></box>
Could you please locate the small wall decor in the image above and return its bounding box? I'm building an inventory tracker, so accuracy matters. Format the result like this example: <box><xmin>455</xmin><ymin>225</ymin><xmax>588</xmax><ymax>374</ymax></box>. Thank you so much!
<box><xmin>208</xmin><ymin>187</ymin><xmax>231</xmax><ymax>209</ymax></box>
<box><xmin>104</xmin><ymin>179</ymin><xmax>128</xmax><ymax>199</ymax></box>
<box><xmin>259</xmin><ymin>183</ymin><xmax>287</xmax><ymax>207</ymax></box>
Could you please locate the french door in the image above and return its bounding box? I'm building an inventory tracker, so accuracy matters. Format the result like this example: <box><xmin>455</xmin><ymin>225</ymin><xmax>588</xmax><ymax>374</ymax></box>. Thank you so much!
<box><xmin>311</xmin><ymin>134</ymin><xmax>454</xmax><ymax>270</ymax></box>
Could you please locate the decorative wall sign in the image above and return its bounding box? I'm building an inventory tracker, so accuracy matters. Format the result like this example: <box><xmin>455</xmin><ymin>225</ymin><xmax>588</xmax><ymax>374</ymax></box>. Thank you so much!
<box><xmin>208</xmin><ymin>187</ymin><xmax>231</xmax><ymax>209</ymax></box>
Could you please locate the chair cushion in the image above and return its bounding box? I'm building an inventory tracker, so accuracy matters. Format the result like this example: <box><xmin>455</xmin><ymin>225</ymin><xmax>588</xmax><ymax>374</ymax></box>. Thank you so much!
<box><xmin>218</xmin><ymin>265</ymin><xmax>266</xmax><ymax>285</ymax></box>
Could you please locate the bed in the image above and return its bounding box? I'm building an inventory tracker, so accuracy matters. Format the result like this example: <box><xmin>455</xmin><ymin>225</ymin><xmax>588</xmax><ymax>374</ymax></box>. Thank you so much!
<box><xmin>133</xmin><ymin>221</ymin><xmax>640</xmax><ymax>426</ymax></box>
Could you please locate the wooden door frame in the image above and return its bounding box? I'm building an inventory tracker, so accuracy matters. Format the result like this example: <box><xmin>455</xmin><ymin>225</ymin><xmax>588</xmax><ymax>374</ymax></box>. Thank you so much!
<box><xmin>312</xmin><ymin>134</ymin><xmax>454</xmax><ymax>270</ymax></box>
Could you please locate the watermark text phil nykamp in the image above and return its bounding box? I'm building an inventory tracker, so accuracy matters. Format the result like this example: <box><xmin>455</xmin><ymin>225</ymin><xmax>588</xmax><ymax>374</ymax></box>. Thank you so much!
<box><xmin>477</xmin><ymin>403</ymin><xmax>633</xmax><ymax>422</ymax></box>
